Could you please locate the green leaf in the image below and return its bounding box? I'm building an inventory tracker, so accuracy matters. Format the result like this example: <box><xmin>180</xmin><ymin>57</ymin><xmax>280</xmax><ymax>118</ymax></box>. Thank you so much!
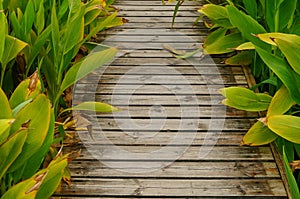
<box><xmin>267</xmin><ymin>85</ymin><xmax>295</xmax><ymax>117</ymax></box>
<box><xmin>34</xmin><ymin>0</ymin><xmax>45</xmax><ymax>35</ymax></box>
<box><xmin>9</xmin><ymin>72</ymin><xmax>41</xmax><ymax>110</ymax></box>
<box><xmin>51</xmin><ymin>1</ymin><xmax>60</xmax><ymax>69</ymax></box>
<box><xmin>243</xmin><ymin>0</ymin><xmax>257</xmax><ymax>19</ymax></box>
<box><xmin>278</xmin><ymin>0</ymin><xmax>297</xmax><ymax>31</ymax></box>
<box><xmin>242</xmin><ymin>121</ymin><xmax>278</xmax><ymax>146</ymax></box>
<box><xmin>225</xmin><ymin>51</ymin><xmax>254</xmax><ymax>65</ymax></box>
<box><xmin>198</xmin><ymin>4</ymin><xmax>232</xmax><ymax>28</ymax></box>
<box><xmin>36</xmin><ymin>155</ymin><xmax>69</xmax><ymax>199</ymax></box>
<box><xmin>268</xmin><ymin>115</ymin><xmax>300</xmax><ymax>144</ymax></box>
<box><xmin>0</xmin><ymin>6</ymin><xmax>7</xmax><ymax>61</ymax></box>
<box><xmin>234</xmin><ymin>42</ymin><xmax>255</xmax><ymax>51</ymax></box>
<box><xmin>1</xmin><ymin>35</ymin><xmax>28</xmax><ymax>66</ymax></box>
<box><xmin>256</xmin><ymin>47</ymin><xmax>300</xmax><ymax>104</ymax></box>
<box><xmin>204</xmin><ymin>32</ymin><xmax>244</xmax><ymax>54</ymax></box>
<box><xmin>0</xmin><ymin>171</ymin><xmax>45</xmax><ymax>199</ymax></box>
<box><xmin>0</xmin><ymin>119</ymin><xmax>15</xmax><ymax>145</ymax></box>
<box><xmin>8</xmin><ymin>94</ymin><xmax>51</xmax><ymax>172</ymax></box>
<box><xmin>226</xmin><ymin>5</ymin><xmax>270</xmax><ymax>50</ymax></box>
<box><xmin>21</xmin><ymin>0</ymin><xmax>35</xmax><ymax>36</ymax></box>
<box><xmin>22</xmin><ymin>109</ymin><xmax>54</xmax><ymax>179</ymax></box>
<box><xmin>283</xmin><ymin>147</ymin><xmax>300</xmax><ymax>198</ymax></box>
<box><xmin>59</xmin><ymin>47</ymin><xmax>118</xmax><ymax>96</ymax></box>
<box><xmin>27</xmin><ymin>26</ymin><xmax>51</xmax><ymax>69</ymax></box>
<box><xmin>63</xmin><ymin>7</ymin><xmax>84</xmax><ymax>55</ymax></box>
<box><xmin>0</xmin><ymin>88</ymin><xmax>12</xmax><ymax>119</ymax></box>
<box><xmin>220</xmin><ymin>87</ymin><xmax>272</xmax><ymax>111</ymax></box>
<box><xmin>0</xmin><ymin>129</ymin><xmax>28</xmax><ymax>179</ymax></box>
<box><xmin>203</xmin><ymin>27</ymin><xmax>227</xmax><ymax>48</ymax></box>
<box><xmin>61</xmin><ymin>101</ymin><xmax>119</xmax><ymax>115</ymax></box>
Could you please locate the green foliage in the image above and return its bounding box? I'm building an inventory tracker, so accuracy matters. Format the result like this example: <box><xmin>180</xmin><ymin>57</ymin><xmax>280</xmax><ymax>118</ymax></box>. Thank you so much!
<box><xmin>197</xmin><ymin>0</ymin><xmax>300</xmax><ymax>193</ymax></box>
<box><xmin>0</xmin><ymin>75</ymin><xmax>66</xmax><ymax>197</ymax></box>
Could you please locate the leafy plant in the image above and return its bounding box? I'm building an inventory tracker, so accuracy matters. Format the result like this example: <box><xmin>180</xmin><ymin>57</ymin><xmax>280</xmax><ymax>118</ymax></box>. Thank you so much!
<box><xmin>0</xmin><ymin>71</ymin><xmax>68</xmax><ymax>197</ymax></box>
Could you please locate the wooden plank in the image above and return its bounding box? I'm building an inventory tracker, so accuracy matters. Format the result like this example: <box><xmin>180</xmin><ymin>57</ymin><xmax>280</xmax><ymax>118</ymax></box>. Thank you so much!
<box><xmin>117</xmin><ymin>5</ymin><xmax>202</xmax><ymax>11</ymax></box>
<box><xmin>74</xmin><ymin>94</ymin><xmax>232</xmax><ymax>106</ymax></box>
<box><xmin>119</xmin><ymin>10</ymin><xmax>200</xmax><ymax>17</ymax></box>
<box><xmin>76</xmin><ymin>65</ymin><xmax>244</xmax><ymax>75</ymax></box>
<box><xmin>98</xmin><ymin>35</ymin><xmax>205</xmax><ymax>42</ymax></box>
<box><xmin>66</xmin><ymin>146</ymin><xmax>274</xmax><ymax>161</ymax></box>
<box><xmin>98</xmin><ymin>28</ymin><xmax>209</xmax><ymax>36</ymax></box>
<box><xmin>68</xmin><ymin>161</ymin><xmax>281</xmax><ymax>178</ymax></box>
<box><xmin>108</xmin><ymin>57</ymin><xmax>226</xmax><ymax>65</ymax></box>
<box><xmin>80</xmin><ymin>106</ymin><xmax>257</xmax><ymax>118</ymax></box>
<box><xmin>77</xmin><ymin>74</ymin><xmax>247</xmax><ymax>85</ymax></box>
<box><xmin>90</xmin><ymin>118</ymin><xmax>254</xmax><ymax>131</ymax></box>
<box><xmin>75</xmin><ymin>84</ymin><xmax>247</xmax><ymax>95</ymax></box>
<box><xmin>58</xmin><ymin>178</ymin><xmax>286</xmax><ymax>197</ymax></box>
<box><xmin>74</xmin><ymin>131</ymin><xmax>246</xmax><ymax>146</ymax></box>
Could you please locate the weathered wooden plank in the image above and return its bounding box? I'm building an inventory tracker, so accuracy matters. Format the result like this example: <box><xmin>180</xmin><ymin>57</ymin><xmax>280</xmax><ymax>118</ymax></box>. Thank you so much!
<box><xmin>58</xmin><ymin>178</ymin><xmax>286</xmax><ymax>197</ymax></box>
<box><xmin>98</xmin><ymin>35</ymin><xmax>205</xmax><ymax>42</ymax></box>
<box><xmin>77</xmin><ymin>74</ymin><xmax>247</xmax><ymax>85</ymax></box>
<box><xmin>114</xmin><ymin>1</ymin><xmax>201</xmax><ymax>6</ymax></box>
<box><xmin>68</xmin><ymin>161</ymin><xmax>280</xmax><ymax>178</ymax></box>
<box><xmin>75</xmin><ymin>84</ymin><xmax>247</xmax><ymax>95</ymax></box>
<box><xmin>119</xmin><ymin>10</ymin><xmax>200</xmax><ymax>17</ymax></box>
<box><xmin>79</xmin><ymin>106</ymin><xmax>257</xmax><ymax>118</ymax></box>
<box><xmin>117</xmin><ymin>5</ymin><xmax>202</xmax><ymax>11</ymax></box>
<box><xmin>90</xmin><ymin>65</ymin><xmax>244</xmax><ymax>75</ymax></box>
<box><xmin>99</xmin><ymin>28</ymin><xmax>209</xmax><ymax>35</ymax></box>
<box><xmin>66</xmin><ymin>145</ymin><xmax>273</xmax><ymax>161</ymax></box>
<box><xmin>109</xmin><ymin>57</ymin><xmax>225</xmax><ymax>65</ymax></box>
<box><xmin>74</xmin><ymin>131</ymin><xmax>245</xmax><ymax>146</ymax></box>
<box><xmin>74</xmin><ymin>94</ymin><xmax>230</xmax><ymax>106</ymax></box>
<box><xmin>91</xmin><ymin>118</ymin><xmax>254</xmax><ymax>131</ymax></box>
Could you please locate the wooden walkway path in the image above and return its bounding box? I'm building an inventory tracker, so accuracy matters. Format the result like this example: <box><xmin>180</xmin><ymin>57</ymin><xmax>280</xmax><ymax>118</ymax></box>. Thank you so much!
<box><xmin>56</xmin><ymin>0</ymin><xmax>288</xmax><ymax>198</ymax></box>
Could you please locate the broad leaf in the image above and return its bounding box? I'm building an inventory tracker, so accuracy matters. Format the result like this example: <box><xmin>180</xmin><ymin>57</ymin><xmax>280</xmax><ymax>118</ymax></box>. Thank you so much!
<box><xmin>242</xmin><ymin>121</ymin><xmax>278</xmax><ymax>146</ymax></box>
<box><xmin>0</xmin><ymin>4</ymin><xmax>7</xmax><ymax>61</ymax></box>
<box><xmin>283</xmin><ymin>147</ymin><xmax>300</xmax><ymax>198</ymax></box>
<box><xmin>59</xmin><ymin>47</ymin><xmax>118</xmax><ymax>95</ymax></box>
<box><xmin>226</xmin><ymin>5</ymin><xmax>270</xmax><ymax>50</ymax></box>
<box><xmin>204</xmin><ymin>32</ymin><xmax>244</xmax><ymax>54</ymax></box>
<box><xmin>256</xmin><ymin>47</ymin><xmax>300</xmax><ymax>104</ymax></box>
<box><xmin>234</xmin><ymin>42</ymin><xmax>255</xmax><ymax>50</ymax></box>
<box><xmin>268</xmin><ymin>115</ymin><xmax>300</xmax><ymax>144</ymax></box>
<box><xmin>267</xmin><ymin>85</ymin><xmax>295</xmax><ymax>117</ymax></box>
<box><xmin>198</xmin><ymin>4</ymin><xmax>232</xmax><ymax>28</ymax></box>
<box><xmin>0</xmin><ymin>129</ymin><xmax>28</xmax><ymax>179</ymax></box>
<box><xmin>0</xmin><ymin>171</ymin><xmax>46</xmax><ymax>199</ymax></box>
<box><xmin>225</xmin><ymin>51</ymin><xmax>254</xmax><ymax>65</ymax></box>
<box><xmin>220</xmin><ymin>87</ymin><xmax>272</xmax><ymax>111</ymax></box>
<box><xmin>0</xmin><ymin>119</ymin><xmax>15</xmax><ymax>145</ymax></box>
<box><xmin>8</xmin><ymin>94</ymin><xmax>51</xmax><ymax>172</ymax></box>
<box><xmin>62</xmin><ymin>101</ymin><xmax>119</xmax><ymax>114</ymax></box>
<box><xmin>9</xmin><ymin>71</ymin><xmax>41</xmax><ymax>109</ymax></box>
<box><xmin>36</xmin><ymin>155</ymin><xmax>69</xmax><ymax>199</ymax></box>
<box><xmin>0</xmin><ymin>88</ymin><xmax>12</xmax><ymax>119</ymax></box>
<box><xmin>1</xmin><ymin>35</ymin><xmax>28</xmax><ymax>66</ymax></box>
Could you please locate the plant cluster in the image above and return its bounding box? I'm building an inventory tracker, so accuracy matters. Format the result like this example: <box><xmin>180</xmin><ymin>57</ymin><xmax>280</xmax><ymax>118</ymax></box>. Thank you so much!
<box><xmin>196</xmin><ymin>0</ymin><xmax>300</xmax><ymax>196</ymax></box>
<box><xmin>0</xmin><ymin>0</ymin><xmax>122</xmax><ymax>197</ymax></box>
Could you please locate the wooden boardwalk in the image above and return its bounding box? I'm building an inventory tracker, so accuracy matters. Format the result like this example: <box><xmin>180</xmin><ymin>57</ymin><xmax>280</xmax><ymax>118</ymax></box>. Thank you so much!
<box><xmin>56</xmin><ymin>0</ymin><xmax>288</xmax><ymax>198</ymax></box>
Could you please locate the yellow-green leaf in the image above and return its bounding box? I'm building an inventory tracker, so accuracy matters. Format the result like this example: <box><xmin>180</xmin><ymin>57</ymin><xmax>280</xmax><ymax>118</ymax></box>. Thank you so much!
<box><xmin>225</xmin><ymin>51</ymin><xmax>254</xmax><ymax>65</ymax></box>
<box><xmin>267</xmin><ymin>85</ymin><xmax>295</xmax><ymax>117</ymax></box>
<box><xmin>9</xmin><ymin>71</ymin><xmax>41</xmax><ymax>109</ymax></box>
<box><xmin>61</xmin><ymin>101</ymin><xmax>119</xmax><ymax>115</ymax></box>
<box><xmin>220</xmin><ymin>87</ymin><xmax>272</xmax><ymax>111</ymax></box>
<box><xmin>1</xmin><ymin>35</ymin><xmax>28</xmax><ymax>65</ymax></box>
<box><xmin>0</xmin><ymin>129</ymin><xmax>28</xmax><ymax>179</ymax></box>
<box><xmin>268</xmin><ymin>115</ymin><xmax>300</xmax><ymax>144</ymax></box>
<box><xmin>0</xmin><ymin>171</ymin><xmax>46</xmax><ymax>199</ymax></box>
<box><xmin>0</xmin><ymin>119</ymin><xmax>15</xmax><ymax>145</ymax></box>
<box><xmin>8</xmin><ymin>94</ymin><xmax>51</xmax><ymax>172</ymax></box>
<box><xmin>242</xmin><ymin>121</ymin><xmax>278</xmax><ymax>146</ymax></box>
<box><xmin>0</xmin><ymin>88</ymin><xmax>12</xmax><ymax>119</ymax></box>
<box><xmin>234</xmin><ymin>42</ymin><xmax>255</xmax><ymax>51</ymax></box>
